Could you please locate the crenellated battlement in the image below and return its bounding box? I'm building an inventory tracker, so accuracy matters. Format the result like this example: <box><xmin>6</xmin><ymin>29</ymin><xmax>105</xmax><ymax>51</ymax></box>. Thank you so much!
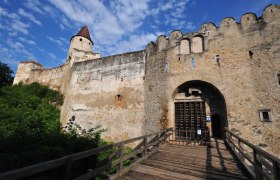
<box><xmin>146</xmin><ymin>4</ymin><xmax>280</xmax><ymax>56</ymax></box>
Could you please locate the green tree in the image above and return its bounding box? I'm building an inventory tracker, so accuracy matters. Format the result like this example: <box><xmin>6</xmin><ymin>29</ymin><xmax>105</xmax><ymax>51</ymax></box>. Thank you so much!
<box><xmin>0</xmin><ymin>83</ymin><xmax>105</xmax><ymax>173</ymax></box>
<box><xmin>0</xmin><ymin>61</ymin><xmax>14</xmax><ymax>88</ymax></box>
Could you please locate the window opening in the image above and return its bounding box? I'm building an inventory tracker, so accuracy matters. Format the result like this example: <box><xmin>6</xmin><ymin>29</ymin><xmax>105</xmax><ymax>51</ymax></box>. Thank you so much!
<box><xmin>249</xmin><ymin>51</ymin><xmax>253</xmax><ymax>59</ymax></box>
<box><xmin>116</xmin><ymin>94</ymin><xmax>121</xmax><ymax>101</ymax></box>
<box><xmin>262</xmin><ymin>112</ymin><xmax>269</xmax><ymax>120</ymax></box>
<box><xmin>191</xmin><ymin>58</ymin><xmax>195</xmax><ymax>68</ymax></box>
<box><xmin>259</xmin><ymin>109</ymin><xmax>272</xmax><ymax>122</ymax></box>
<box><xmin>277</xmin><ymin>73</ymin><xmax>280</xmax><ymax>86</ymax></box>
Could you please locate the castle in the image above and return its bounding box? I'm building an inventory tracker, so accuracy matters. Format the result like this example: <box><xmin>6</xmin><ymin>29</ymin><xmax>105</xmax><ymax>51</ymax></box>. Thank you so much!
<box><xmin>14</xmin><ymin>5</ymin><xmax>280</xmax><ymax>156</ymax></box>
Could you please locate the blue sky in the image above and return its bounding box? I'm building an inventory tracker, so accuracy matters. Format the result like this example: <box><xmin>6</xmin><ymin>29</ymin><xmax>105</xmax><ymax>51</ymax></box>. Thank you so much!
<box><xmin>0</xmin><ymin>0</ymin><xmax>279</xmax><ymax>73</ymax></box>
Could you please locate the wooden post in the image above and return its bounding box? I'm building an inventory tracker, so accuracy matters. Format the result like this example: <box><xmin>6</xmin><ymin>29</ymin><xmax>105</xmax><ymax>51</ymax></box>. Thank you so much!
<box><xmin>116</xmin><ymin>142</ymin><xmax>124</xmax><ymax>174</ymax></box>
<box><xmin>238</xmin><ymin>139</ymin><xmax>245</xmax><ymax>163</ymax></box>
<box><xmin>63</xmin><ymin>158</ymin><xmax>72</xmax><ymax>180</ymax></box>
<box><xmin>157</xmin><ymin>133</ymin><xmax>160</xmax><ymax>148</ymax></box>
<box><xmin>273</xmin><ymin>161</ymin><xmax>280</xmax><ymax>180</ymax></box>
<box><xmin>164</xmin><ymin>129</ymin><xmax>168</xmax><ymax>143</ymax></box>
<box><xmin>143</xmin><ymin>137</ymin><xmax>148</xmax><ymax>157</ymax></box>
<box><xmin>253</xmin><ymin>149</ymin><xmax>263</xmax><ymax>180</ymax></box>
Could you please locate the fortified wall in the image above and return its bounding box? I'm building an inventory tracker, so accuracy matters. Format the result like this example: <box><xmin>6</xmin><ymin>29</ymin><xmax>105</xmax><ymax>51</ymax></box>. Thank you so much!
<box><xmin>14</xmin><ymin>5</ymin><xmax>280</xmax><ymax>156</ymax></box>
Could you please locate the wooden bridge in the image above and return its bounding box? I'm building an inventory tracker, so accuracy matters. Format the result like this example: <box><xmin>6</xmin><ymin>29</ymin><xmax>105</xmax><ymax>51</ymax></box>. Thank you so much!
<box><xmin>0</xmin><ymin>128</ymin><xmax>279</xmax><ymax>180</ymax></box>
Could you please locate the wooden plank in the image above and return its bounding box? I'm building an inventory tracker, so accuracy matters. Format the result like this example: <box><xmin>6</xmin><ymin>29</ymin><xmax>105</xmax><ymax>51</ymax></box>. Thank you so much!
<box><xmin>144</xmin><ymin>159</ymin><xmax>244</xmax><ymax>175</ymax></box>
<box><xmin>132</xmin><ymin>164</ymin><xmax>205</xmax><ymax>180</ymax></box>
<box><xmin>110</xmin><ymin>148</ymin><xmax>159</xmax><ymax>180</ymax></box>
<box><xmin>141</xmin><ymin>160</ymin><xmax>248</xmax><ymax>180</ymax></box>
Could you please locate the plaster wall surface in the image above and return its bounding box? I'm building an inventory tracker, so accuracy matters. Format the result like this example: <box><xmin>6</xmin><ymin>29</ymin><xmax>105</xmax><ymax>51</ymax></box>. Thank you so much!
<box><xmin>61</xmin><ymin>51</ymin><xmax>146</xmax><ymax>142</ymax></box>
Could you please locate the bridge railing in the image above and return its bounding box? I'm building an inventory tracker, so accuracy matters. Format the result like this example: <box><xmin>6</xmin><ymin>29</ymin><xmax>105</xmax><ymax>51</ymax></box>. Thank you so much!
<box><xmin>225</xmin><ymin>128</ymin><xmax>280</xmax><ymax>180</ymax></box>
<box><xmin>0</xmin><ymin>128</ymin><xmax>173</xmax><ymax>180</ymax></box>
<box><xmin>168</xmin><ymin>129</ymin><xmax>210</xmax><ymax>146</ymax></box>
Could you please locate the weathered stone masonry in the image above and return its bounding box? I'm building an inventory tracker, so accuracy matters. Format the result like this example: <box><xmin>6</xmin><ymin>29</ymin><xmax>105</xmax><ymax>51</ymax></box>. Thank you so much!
<box><xmin>14</xmin><ymin>5</ymin><xmax>280</xmax><ymax>156</ymax></box>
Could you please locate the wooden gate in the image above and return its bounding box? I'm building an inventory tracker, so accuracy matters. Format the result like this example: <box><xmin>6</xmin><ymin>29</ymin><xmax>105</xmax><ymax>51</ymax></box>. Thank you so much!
<box><xmin>175</xmin><ymin>101</ymin><xmax>206</xmax><ymax>139</ymax></box>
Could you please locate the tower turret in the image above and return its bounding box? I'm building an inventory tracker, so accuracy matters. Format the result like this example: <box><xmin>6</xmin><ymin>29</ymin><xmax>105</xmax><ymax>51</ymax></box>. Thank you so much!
<box><xmin>67</xmin><ymin>26</ymin><xmax>100</xmax><ymax>64</ymax></box>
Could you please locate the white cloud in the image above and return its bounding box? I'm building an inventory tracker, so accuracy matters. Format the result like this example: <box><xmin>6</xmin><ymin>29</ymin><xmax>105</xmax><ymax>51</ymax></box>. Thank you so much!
<box><xmin>47</xmin><ymin>36</ymin><xmax>66</xmax><ymax>47</ymax></box>
<box><xmin>0</xmin><ymin>7</ymin><xmax>30</xmax><ymax>35</ymax></box>
<box><xmin>5</xmin><ymin>39</ymin><xmax>35</xmax><ymax>60</ymax></box>
<box><xmin>148</xmin><ymin>0</ymin><xmax>195</xmax><ymax>31</ymax></box>
<box><xmin>48</xmin><ymin>52</ymin><xmax>57</xmax><ymax>59</ymax></box>
<box><xmin>96</xmin><ymin>32</ymin><xmax>157</xmax><ymax>55</ymax></box>
<box><xmin>8</xmin><ymin>32</ymin><xmax>17</xmax><ymax>37</ymax></box>
<box><xmin>18</xmin><ymin>8</ymin><xmax>42</xmax><ymax>26</ymax></box>
<box><xmin>24</xmin><ymin>0</ymin><xmax>45</xmax><ymax>15</ymax></box>
<box><xmin>0</xmin><ymin>7</ymin><xmax>19</xmax><ymax>20</ymax></box>
<box><xmin>19</xmin><ymin>37</ymin><xmax>36</xmax><ymax>45</ymax></box>
<box><xmin>10</xmin><ymin>20</ymin><xmax>29</xmax><ymax>35</ymax></box>
<box><xmin>49</xmin><ymin>0</ymin><xmax>152</xmax><ymax>48</ymax></box>
<box><xmin>7</xmin><ymin>39</ymin><xmax>24</xmax><ymax>49</ymax></box>
<box><xmin>47</xmin><ymin>36</ymin><xmax>68</xmax><ymax>52</ymax></box>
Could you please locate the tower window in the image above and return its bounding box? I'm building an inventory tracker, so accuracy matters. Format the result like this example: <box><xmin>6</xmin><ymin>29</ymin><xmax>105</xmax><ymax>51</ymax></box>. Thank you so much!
<box><xmin>249</xmin><ymin>51</ymin><xmax>253</xmax><ymax>59</ymax></box>
<box><xmin>191</xmin><ymin>58</ymin><xmax>195</xmax><ymax>68</ymax></box>
<box><xmin>277</xmin><ymin>73</ymin><xmax>280</xmax><ymax>86</ymax></box>
<box><xmin>259</xmin><ymin>109</ymin><xmax>272</xmax><ymax>122</ymax></box>
<box><xmin>116</xmin><ymin>94</ymin><xmax>121</xmax><ymax>101</ymax></box>
<box><xmin>80</xmin><ymin>38</ymin><xmax>82</xmax><ymax>41</ymax></box>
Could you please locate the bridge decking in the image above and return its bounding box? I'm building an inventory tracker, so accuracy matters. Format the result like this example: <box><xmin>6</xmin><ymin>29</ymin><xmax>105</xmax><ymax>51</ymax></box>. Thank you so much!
<box><xmin>118</xmin><ymin>139</ymin><xmax>249</xmax><ymax>180</ymax></box>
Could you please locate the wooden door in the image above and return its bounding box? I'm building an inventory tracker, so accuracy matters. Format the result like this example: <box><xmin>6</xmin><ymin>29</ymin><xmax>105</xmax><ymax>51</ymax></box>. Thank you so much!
<box><xmin>175</xmin><ymin>102</ymin><xmax>206</xmax><ymax>132</ymax></box>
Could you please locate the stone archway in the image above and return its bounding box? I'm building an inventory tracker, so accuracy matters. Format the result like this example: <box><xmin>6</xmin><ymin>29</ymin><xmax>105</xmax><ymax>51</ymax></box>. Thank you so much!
<box><xmin>172</xmin><ymin>80</ymin><xmax>228</xmax><ymax>138</ymax></box>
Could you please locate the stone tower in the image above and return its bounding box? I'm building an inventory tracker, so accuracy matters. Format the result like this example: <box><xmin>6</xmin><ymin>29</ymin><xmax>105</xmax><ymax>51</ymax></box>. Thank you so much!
<box><xmin>67</xmin><ymin>25</ymin><xmax>100</xmax><ymax>64</ymax></box>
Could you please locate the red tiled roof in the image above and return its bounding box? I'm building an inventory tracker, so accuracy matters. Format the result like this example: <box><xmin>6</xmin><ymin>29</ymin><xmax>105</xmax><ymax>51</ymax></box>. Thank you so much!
<box><xmin>76</xmin><ymin>25</ymin><xmax>93</xmax><ymax>43</ymax></box>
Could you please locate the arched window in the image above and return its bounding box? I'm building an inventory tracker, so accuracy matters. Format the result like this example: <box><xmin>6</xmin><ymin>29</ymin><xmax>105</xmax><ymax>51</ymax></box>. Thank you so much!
<box><xmin>180</xmin><ymin>38</ymin><xmax>191</xmax><ymax>54</ymax></box>
<box><xmin>192</xmin><ymin>36</ymin><xmax>204</xmax><ymax>53</ymax></box>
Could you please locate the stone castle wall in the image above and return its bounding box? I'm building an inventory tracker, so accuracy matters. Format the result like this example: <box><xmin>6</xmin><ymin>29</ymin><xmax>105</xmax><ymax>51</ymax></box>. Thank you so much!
<box><xmin>13</xmin><ymin>4</ymin><xmax>280</xmax><ymax>156</ymax></box>
<box><xmin>61</xmin><ymin>51</ymin><xmax>146</xmax><ymax>142</ymax></box>
<box><xmin>144</xmin><ymin>4</ymin><xmax>280</xmax><ymax>156</ymax></box>
<box><xmin>14</xmin><ymin>61</ymin><xmax>71</xmax><ymax>92</ymax></box>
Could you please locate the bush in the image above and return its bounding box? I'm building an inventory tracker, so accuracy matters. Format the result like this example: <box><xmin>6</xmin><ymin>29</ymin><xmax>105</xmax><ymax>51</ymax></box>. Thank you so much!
<box><xmin>0</xmin><ymin>82</ymin><xmax>105</xmax><ymax>173</ymax></box>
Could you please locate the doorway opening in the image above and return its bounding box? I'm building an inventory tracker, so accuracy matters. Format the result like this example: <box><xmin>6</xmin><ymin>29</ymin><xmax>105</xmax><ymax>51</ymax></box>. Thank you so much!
<box><xmin>173</xmin><ymin>80</ymin><xmax>228</xmax><ymax>138</ymax></box>
<box><xmin>211</xmin><ymin>114</ymin><xmax>222</xmax><ymax>138</ymax></box>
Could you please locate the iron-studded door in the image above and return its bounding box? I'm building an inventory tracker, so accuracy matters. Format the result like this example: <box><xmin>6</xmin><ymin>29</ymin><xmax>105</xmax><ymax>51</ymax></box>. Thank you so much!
<box><xmin>175</xmin><ymin>101</ymin><xmax>206</xmax><ymax>134</ymax></box>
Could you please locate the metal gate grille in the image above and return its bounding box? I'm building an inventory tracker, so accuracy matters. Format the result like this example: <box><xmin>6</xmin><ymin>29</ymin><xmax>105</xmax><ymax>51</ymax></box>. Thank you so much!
<box><xmin>175</xmin><ymin>102</ymin><xmax>206</xmax><ymax>131</ymax></box>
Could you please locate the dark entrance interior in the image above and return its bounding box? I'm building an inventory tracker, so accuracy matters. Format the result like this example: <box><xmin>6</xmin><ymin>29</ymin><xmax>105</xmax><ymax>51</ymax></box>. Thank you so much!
<box><xmin>211</xmin><ymin>114</ymin><xmax>222</xmax><ymax>138</ymax></box>
<box><xmin>174</xmin><ymin>80</ymin><xmax>228</xmax><ymax>138</ymax></box>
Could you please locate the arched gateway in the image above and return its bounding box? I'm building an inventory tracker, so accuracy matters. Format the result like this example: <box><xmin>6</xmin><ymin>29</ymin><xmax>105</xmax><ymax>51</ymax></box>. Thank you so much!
<box><xmin>173</xmin><ymin>80</ymin><xmax>228</xmax><ymax>138</ymax></box>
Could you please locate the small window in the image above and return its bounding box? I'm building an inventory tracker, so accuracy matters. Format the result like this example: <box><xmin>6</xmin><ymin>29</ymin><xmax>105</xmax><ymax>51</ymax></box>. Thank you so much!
<box><xmin>191</xmin><ymin>58</ymin><xmax>195</xmax><ymax>68</ymax></box>
<box><xmin>249</xmin><ymin>51</ymin><xmax>253</xmax><ymax>59</ymax></box>
<box><xmin>80</xmin><ymin>38</ymin><xmax>82</xmax><ymax>41</ymax></box>
<box><xmin>192</xmin><ymin>91</ymin><xmax>199</xmax><ymax>96</ymax></box>
<box><xmin>116</xmin><ymin>94</ymin><xmax>121</xmax><ymax>101</ymax></box>
<box><xmin>277</xmin><ymin>73</ymin><xmax>280</xmax><ymax>86</ymax></box>
<box><xmin>259</xmin><ymin>109</ymin><xmax>272</xmax><ymax>122</ymax></box>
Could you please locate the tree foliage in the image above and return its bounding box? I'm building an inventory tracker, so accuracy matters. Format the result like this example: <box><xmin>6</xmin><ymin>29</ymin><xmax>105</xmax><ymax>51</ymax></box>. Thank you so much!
<box><xmin>0</xmin><ymin>61</ymin><xmax>14</xmax><ymax>88</ymax></box>
<box><xmin>0</xmin><ymin>83</ymin><xmax>105</xmax><ymax>173</ymax></box>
